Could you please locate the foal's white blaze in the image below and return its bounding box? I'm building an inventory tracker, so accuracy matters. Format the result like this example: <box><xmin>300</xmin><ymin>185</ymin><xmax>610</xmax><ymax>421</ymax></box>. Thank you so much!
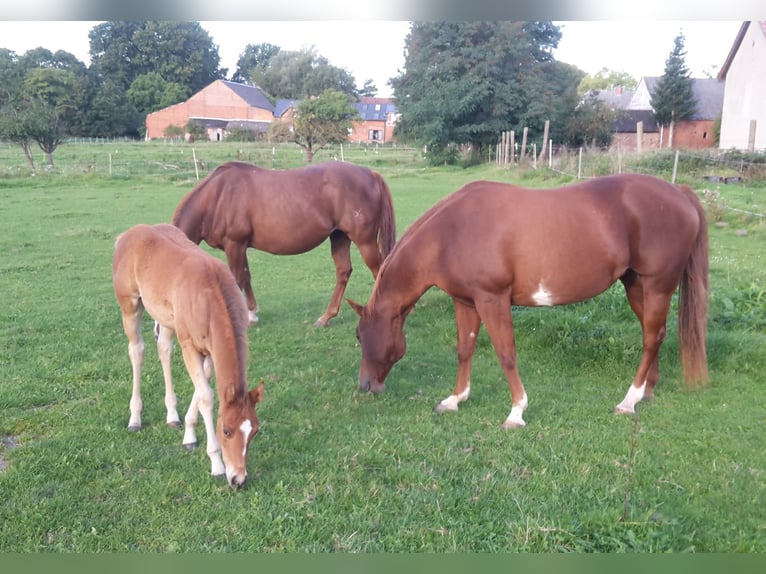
<box><xmin>438</xmin><ymin>384</ymin><xmax>471</xmax><ymax>411</ymax></box>
<box><xmin>531</xmin><ymin>283</ymin><xmax>555</xmax><ymax>306</ymax></box>
<box><xmin>239</xmin><ymin>419</ymin><xmax>253</xmax><ymax>457</ymax></box>
<box><xmin>615</xmin><ymin>381</ymin><xmax>646</xmax><ymax>414</ymax></box>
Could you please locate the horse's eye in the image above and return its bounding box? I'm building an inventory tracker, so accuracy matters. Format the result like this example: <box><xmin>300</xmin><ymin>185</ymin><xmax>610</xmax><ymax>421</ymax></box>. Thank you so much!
<box><xmin>223</xmin><ymin>428</ymin><xmax>232</xmax><ymax>438</ymax></box>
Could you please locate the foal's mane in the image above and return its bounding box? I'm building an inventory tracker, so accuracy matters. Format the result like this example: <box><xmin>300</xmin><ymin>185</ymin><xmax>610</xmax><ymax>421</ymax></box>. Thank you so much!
<box><xmin>209</xmin><ymin>258</ymin><xmax>250</xmax><ymax>399</ymax></box>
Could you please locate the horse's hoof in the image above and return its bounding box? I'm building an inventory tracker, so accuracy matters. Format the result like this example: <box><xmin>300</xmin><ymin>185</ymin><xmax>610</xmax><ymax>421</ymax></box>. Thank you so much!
<box><xmin>183</xmin><ymin>442</ymin><xmax>198</xmax><ymax>451</ymax></box>
<box><xmin>614</xmin><ymin>406</ymin><xmax>635</xmax><ymax>415</ymax></box>
<box><xmin>313</xmin><ymin>318</ymin><xmax>329</xmax><ymax>328</ymax></box>
<box><xmin>167</xmin><ymin>421</ymin><xmax>181</xmax><ymax>429</ymax></box>
<box><xmin>433</xmin><ymin>403</ymin><xmax>457</xmax><ymax>414</ymax></box>
<box><xmin>127</xmin><ymin>425</ymin><xmax>141</xmax><ymax>432</ymax></box>
<box><xmin>500</xmin><ymin>419</ymin><xmax>526</xmax><ymax>429</ymax></box>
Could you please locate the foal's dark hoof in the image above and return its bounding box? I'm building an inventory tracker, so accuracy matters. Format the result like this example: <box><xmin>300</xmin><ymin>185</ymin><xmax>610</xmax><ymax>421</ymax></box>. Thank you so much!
<box><xmin>166</xmin><ymin>421</ymin><xmax>181</xmax><ymax>429</ymax></box>
<box><xmin>127</xmin><ymin>425</ymin><xmax>141</xmax><ymax>432</ymax></box>
<box><xmin>183</xmin><ymin>442</ymin><xmax>198</xmax><ymax>451</ymax></box>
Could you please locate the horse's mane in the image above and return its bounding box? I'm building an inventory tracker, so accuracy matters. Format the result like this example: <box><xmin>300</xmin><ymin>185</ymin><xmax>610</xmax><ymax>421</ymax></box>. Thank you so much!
<box><xmin>211</xmin><ymin>260</ymin><xmax>250</xmax><ymax>398</ymax></box>
<box><xmin>172</xmin><ymin>163</ymin><xmax>246</xmax><ymax>234</ymax></box>
<box><xmin>366</xmin><ymin>186</ymin><xmax>468</xmax><ymax>314</ymax></box>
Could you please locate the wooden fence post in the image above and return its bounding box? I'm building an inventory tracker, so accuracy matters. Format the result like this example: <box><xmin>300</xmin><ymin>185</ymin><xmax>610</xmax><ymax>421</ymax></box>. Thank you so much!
<box><xmin>539</xmin><ymin>120</ymin><xmax>549</xmax><ymax>162</ymax></box>
<box><xmin>520</xmin><ymin>127</ymin><xmax>528</xmax><ymax>162</ymax></box>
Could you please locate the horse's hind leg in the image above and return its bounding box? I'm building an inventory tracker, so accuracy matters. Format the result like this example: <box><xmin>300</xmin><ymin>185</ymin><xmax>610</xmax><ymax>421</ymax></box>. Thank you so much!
<box><xmin>315</xmin><ymin>231</ymin><xmax>352</xmax><ymax>327</ymax></box>
<box><xmin>619</xmin><ymin>273</ymin><xmax>660</xmax><ymax>403</ymax></box>
<box><xmin>224</xmin><ymin>242</ymin><xmax>258</xmax><ymax>325</ymax></box>
<box><xmin>616</xmin><ymin>279</ymin><xmax>672</xmax><ymax>414</ymax></box>
<box><xmin>118</xmin><ymin>300</ymin><xmax>145</xmax><ymax>432</ymax></box>
<box><xmin>156</xmin><ymin>325</ymin><xmax>181</xmax><ymax>428</ymax></box>
<box><xmin>435</xmin><ymin>299</ymin><xmax>481</xmax><ymax>413</ymax></box>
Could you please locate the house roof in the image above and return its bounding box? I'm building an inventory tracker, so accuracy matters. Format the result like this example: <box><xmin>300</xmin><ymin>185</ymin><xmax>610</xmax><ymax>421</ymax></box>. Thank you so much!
<box><xmin>355</xmin><ymin>97</ymin><xmax>398</xmax><ymax>121</ymax></box>
<box><xmin>589</xmin><ymin>87</ymin><xmax>635</xmax><ymax>110</ymax></box>
<box><xmin>718</xmin><ymin>21</ymin><xmax>766</xmax><ymax>80</ymax></box>
<box><xmin>274</xmin><ymin>99</ymin><xmax>299</xmax><ymax>118</ymax></box>
<box><xmin>220</xmin><ymin>80</ymin><xmax>274</xmax><ymax>112</ymax></box>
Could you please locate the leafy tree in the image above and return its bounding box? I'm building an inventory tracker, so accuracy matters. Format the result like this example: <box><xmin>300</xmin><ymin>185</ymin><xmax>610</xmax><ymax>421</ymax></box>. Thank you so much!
<box><xmin>390</xmin><ymin>21</ymin><xmax>567</xmax><ymax>165</ymax></box>
<box><xmin>85</xmin><ymin>78</ymin><xmax>141</xmax><ymax>138</ymax></box>
<box><xmin>358</xmin><ymin>79</ymin><xmax>378</xmax><ymax>98</ymax></box>
<box><xmin>232</xmin><ymin>42</ymin><xmax>280</xmax><ymax>84</ymax></box>
<box><xmin>650</xmin><ymin>32</ymin><xmax>697</xmax><ymax>147</ymax></box>
<box><xmin>577</xmin><ymin>67</ymin><xmax>637</xmax><ymax>96</ymax></box>
<box><xmin>127</xmin><ymin>72</ymin><xmax>188</xmax><ymax>115</ymax></box>
<box><xmin>254</xmin><ymin>47</ymin><xmax>357</xmax><ymax>99</ymax></box>
<box><xmin>88</xmin><ymin>21</ymin><xmax>223</xmax><ymax>135</ymax></box>
<box><xmin>292</xmin><ymin>89</ymin><xmax>358</xmax><ymax>163</ymax></box>
<box><xmin>563</xmin><ymin>92</ymin><xmax>617</xmax><ymax>148</ymax></box>
<box><xmin>0</xmin><ymin>98</ymin><xmax>37</xmax><ymax>171</ymax></box>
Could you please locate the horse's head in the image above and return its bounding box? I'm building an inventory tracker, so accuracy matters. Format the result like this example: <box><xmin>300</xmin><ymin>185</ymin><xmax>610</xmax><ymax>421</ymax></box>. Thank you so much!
<box><xmin>217</xmin><ymin>382</ymin><xmax>265</xmax><ymax>489</ymax></box>
<box><xmin>347</xmin><ymin>299</ymin><xmax>406</xmax><ymax>394</ymax></box>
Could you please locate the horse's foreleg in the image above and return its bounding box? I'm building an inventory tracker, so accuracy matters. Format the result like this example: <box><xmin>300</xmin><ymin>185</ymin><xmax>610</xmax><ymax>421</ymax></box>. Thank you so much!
<box><xmin>615</xmin><ymin>289</ymin><xmax>672</xmax><ymax>415</ymax></box>
<box><xmin>156</xmin><ymin>325</ymin><xmax>181</xmax><ymax>428</ymax></box>
<box><xmin>315</xmin><ymin>231</ymin><xmax>352</xmax><ymax>327</ymax></box>
<box><xmin>435</xmin><ymin>299</ymin><xmax>481</xmax><ymax>413</ymax></box>
<box><xmin>225</xmin><ymin>242</ymin><xmax>258</xmax><ymax>325</ymax></box>
<box><xmin>179</xmin><ymin>344</ymin><xmax>225</xmax><ymax>477</ymax></box>
<box><xmin>475</xmin><ymin>295</ymin><xmax>528</xmax><ymax>428</ymax></box>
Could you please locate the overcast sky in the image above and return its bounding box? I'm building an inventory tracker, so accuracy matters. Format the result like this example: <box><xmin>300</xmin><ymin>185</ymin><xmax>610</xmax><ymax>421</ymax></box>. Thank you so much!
<box><xmin>0</xmin><ymin>21</ymin><xmax>745</xmax><ymax>97</ymax></box>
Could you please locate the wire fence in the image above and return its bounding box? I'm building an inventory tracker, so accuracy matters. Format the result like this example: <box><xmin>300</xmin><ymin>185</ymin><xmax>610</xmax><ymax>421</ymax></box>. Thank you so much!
<box><xmin>0</xmin><ymin>139</ymin><xmax>427</xmax><ymax>182</ymax></box>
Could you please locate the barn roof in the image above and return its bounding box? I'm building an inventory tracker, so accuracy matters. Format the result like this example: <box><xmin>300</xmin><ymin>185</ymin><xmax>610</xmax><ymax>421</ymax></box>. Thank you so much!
<box><xmin>629</xmin><ymin>76</ymin><xmax>724</xmax><ymax>121</ymax></box>
<box><xmin>221</xmin><ymin>80</ymin><xmax>274</xmax><ymax>112</ymax></box>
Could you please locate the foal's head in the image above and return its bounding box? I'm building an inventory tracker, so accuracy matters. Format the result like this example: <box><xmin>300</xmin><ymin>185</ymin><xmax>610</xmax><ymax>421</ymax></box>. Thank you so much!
<box><xmin>347</xmin><ymin>299</ymin><xmax>407</xmax><ymax>394</ymax></box>
<box><xmin>217</xmin><ymin>382</ymin><xmax>265</xmax><ymax>489</ymax></box>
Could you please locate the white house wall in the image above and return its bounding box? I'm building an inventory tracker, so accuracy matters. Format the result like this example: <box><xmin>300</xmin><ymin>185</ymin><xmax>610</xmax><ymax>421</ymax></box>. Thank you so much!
<box><xmin>719</xmin><ymin>23</ymin><xmax>766</xmax><ymax>151</ymax></box>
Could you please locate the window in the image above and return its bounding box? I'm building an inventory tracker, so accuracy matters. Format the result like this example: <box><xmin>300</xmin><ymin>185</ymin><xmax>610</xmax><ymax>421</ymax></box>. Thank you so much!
<box><xmin>368</xmin><ymin>129</ymin><xmax>382</xmax><ymax>141</ymax></box>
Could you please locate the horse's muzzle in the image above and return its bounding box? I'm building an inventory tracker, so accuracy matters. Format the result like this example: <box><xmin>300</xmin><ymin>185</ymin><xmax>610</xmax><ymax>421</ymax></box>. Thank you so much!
<box><xmin>359</xmin><ymin>375</ymin><xmax>386</xmax><ymax>394</ymax></box>
<box><xmin>228</xmin><ymin>473</ymin><xmax>247</xmax><ymax>490</ymax></box>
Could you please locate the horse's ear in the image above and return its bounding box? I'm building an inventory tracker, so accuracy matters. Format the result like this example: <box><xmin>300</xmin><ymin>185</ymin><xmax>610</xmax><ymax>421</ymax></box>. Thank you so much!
<box><xmin>346</xmin><ymin>298</ymin><xmax>364</xmax><ymax>317</ymax></box>
<box><xmin>250</xmin><ymin>381</ymin><xmax>265</xmax><ymax>405</ymax></box>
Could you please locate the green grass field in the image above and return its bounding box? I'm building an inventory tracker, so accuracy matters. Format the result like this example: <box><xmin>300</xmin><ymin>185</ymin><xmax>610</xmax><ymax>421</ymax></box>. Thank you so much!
<box><xmin>0</xmin><ymin>143</ymin><xmax>764</xmax><ymax>552</ymax></box>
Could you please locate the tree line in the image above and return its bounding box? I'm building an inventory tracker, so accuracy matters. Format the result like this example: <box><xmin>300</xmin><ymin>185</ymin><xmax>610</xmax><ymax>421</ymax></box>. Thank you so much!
<box><xmin>0</xmin><ymin>21</ymin><xmax>696</xmax><ymax>169</ymax></box>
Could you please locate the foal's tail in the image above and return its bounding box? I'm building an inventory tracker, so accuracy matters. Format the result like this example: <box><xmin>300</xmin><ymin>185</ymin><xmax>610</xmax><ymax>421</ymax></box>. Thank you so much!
<box><xmin>374</xmin><ymin>171</ymin><xmax>397</xmax><ymax>257</ymax></box>
<box><xmin>677</xmin><ymin>184</ymin><xmax>709</xmax><ymax>389</ymax></box>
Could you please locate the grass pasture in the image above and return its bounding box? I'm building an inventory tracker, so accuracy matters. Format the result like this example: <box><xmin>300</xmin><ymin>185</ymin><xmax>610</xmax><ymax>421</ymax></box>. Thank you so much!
<box><xmin>0</xmin><ymin>145</ymin><xmax>765</xmax><ymax>552</ymax></box>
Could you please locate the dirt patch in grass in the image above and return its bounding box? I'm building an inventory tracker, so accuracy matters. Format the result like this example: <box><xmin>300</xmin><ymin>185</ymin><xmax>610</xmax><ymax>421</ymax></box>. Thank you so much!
<box><xmin>0</xmin><ymin>436</ymin><xmax>18</xmax><ymax>471</ymax></box>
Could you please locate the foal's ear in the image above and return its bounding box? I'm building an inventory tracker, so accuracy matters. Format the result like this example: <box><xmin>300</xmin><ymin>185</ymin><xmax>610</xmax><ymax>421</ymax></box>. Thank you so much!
<box><xmin>346</xmin><ymin>298</ymin><xmax>364</xmax><ymax>317</ymax></box>
<box><xmin>250</xmin><ymin>381</ymin><xmax>265</xmax><ymax>405</ymax></box>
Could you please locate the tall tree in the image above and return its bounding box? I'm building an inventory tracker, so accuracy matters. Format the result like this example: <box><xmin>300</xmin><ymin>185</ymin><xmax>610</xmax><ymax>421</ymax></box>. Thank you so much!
<box><xmin>232</xmin><ymin>42</ymin><xmax>280</xmax><ymax>84</ymax></box>
<box><xmin>650</xmin><ymin>32</ymin><xmax>697</xmax><ymax>148</ymax></box>
<box><xmin>88</xmin><ymin>21</ymin><xmax>223</xmax><ymax>136</ymax></box>
<box><xmin>358</xmin><ymin>79</ymin><xmax>378</xmax><ymax>98</ymax></box>
<box><xmin>253</xmin><ymin>47</ymin><xmax>357</xmax><ymax>99</ymax></box>
<box><xmin>390</xmin><ymin>21</ymin><xmax>567</xmax><ymax>164</ymax></box>
<box><xmin>292</xmin><ymin>89</ymin><xmax>358</xmax><ymax>163</ymax></box>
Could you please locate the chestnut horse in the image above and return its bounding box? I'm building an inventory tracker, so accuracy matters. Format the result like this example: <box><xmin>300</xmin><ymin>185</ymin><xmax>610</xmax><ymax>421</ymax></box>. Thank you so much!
<box><xmin>112</xmin><ymin>223</ymin><xmax>265</xmax><ymax>488</ymax></box>
<box><xmin>348</xmin><ymin>173</ymin><xmax>709</xmax><ymax>428</ymax></box>
<box><xmin>172</xmin><ymin>161</ymin><xmax>396</xmax><ymax>327</ymax></box>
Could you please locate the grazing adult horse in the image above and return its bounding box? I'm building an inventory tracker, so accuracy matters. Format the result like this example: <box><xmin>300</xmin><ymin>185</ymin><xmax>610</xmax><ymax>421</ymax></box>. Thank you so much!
<box><xmin>112</xmin><ymin>223</ymin><xmax>265</xmax><ymax>488</ymax></box>
<box><xmin>172</xmin><ymin>160</ymin><xmax>396</xmax><ymax>327</ymax></box>
<box><xmin>348</xmin><ymin>173</ymin><xmax>709</xmax><ymax>428</ymax></box>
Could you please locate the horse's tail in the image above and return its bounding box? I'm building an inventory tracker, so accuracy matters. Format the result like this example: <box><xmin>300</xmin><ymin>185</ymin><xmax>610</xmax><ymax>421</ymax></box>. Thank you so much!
<box><xmin>373</xmin><ymin>171</ymin><xmax>396</xmax><ymax>257</ymax></box>
<box><xmin>677</xmin><ymin>184</ymin><xmax>709</xmax><ymax>389</ymax></box>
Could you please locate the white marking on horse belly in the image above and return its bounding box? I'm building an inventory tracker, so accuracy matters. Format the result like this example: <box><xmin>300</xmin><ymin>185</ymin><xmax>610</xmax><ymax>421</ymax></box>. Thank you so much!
<box><xmin>531</xmin><ymin>283</ymin><xmax>555</xmax><ymax>306</ymax></box>
<box><xmin>239</xmin><ymin>419</ymin><xmax>252</xmax><ymax>456</ymax></box>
